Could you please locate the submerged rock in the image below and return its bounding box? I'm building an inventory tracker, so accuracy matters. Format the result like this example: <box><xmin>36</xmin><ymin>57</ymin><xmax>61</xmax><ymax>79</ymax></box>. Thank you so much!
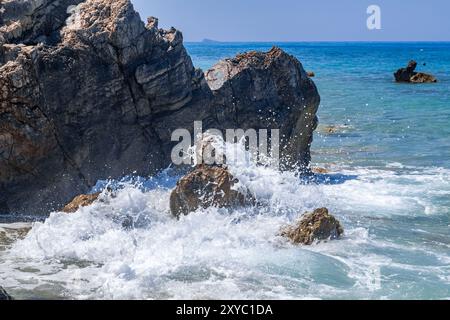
<box><xmin>62</xmin><ymin>193</ymin><xmax>101</xmax><ymax>213</ymax></box>
<box><xmin>317</xmin><ymin>124</ymin><xmax>351</xmax><ymax>135</ymax></box>
<box><xmin>394</xmin><ymin>60</ymin><xmax>437</xmax><ymax>83</ymax></box>
<box><xmin>281</xmin><ymin>208</ymin><xmax>344</xmax><ymax>245</ymax></box>
<box><xmin>0</xmin><ymin>0</ymin><xmax>320</xmax><ymax>215</ymax></box>
<box><xmin>0</xmin><ymin>286</ymin><xmax>12</xmax><ymax>300</ymax></box>
<box><xmin>311</xmin><ymin>167</ymin><xmax>330</xmax><ymax>174</ymax></box>
<box><xmin>170</xmin><ymin>165</ymin><xmax>255</xmax><ymax>218</ymax></box>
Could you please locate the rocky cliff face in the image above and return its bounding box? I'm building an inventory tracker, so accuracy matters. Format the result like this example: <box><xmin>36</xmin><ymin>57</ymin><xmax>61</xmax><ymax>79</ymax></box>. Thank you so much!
<box><xmin>0</xmin><ymin>0</ymin><xmax>320</xmax><ymax>215</ymax></box>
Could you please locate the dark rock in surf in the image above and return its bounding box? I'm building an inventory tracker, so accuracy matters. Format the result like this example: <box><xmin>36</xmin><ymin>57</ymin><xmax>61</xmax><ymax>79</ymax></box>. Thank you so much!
<box><xmin>62</xmin><ymin>193</ymin><xmax>101</xmax><ymax>213</ymax></box>
<box><xmin>170</xmin><ymin>165</ymin><xmax>255</xmax><ymax>218</ymax></box>
<box><xmin>0</xmin><ymin>0</ymin><xmax>320</xmax><ymax>215</ymax></box>
<box><xmin>280</xmin><ymin>208</ymin><xmax>344</xmax><ymax>245</ymax></box>
<box><xmin>0</xmin><ymin>286</ymin><xmax>12</xmax><ymax>300</ymax></box>
<box><xmin>394</xmin><ymin>60</ymin><xmax>437</xmax><ymax>83</ymax></box>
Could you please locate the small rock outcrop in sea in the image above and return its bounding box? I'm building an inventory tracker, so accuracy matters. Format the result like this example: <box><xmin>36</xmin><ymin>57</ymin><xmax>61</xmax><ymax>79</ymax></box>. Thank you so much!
<box><xmin>170</xmin><ymin>165</ymin><xmax>255</xmax><ymax>218</ymax></box>
<box><xmin>62</xmin><ymin>193</ymin><xmax>101</xmax><ymax>213</ymax></box>
<box><xmin>307</xmin><ymin>71</ymin><xmax>315</xmax><ymax>77</ymax></box>
<box><xmin>0</xmin><ymin>0</ymin><xmax>320</xmax><ymax>215</ymax></box>
<box><xmin>0</xmin><ymin>286</ymin><xmax>12</xmax><ymax>300</ymax></box>
<box><xmin>394</xmin><ymin>60</ymin><xmax>437</xmax><ymax>83</ymax></box>
<box><xmin>280</xmin><ymin>208</ymin><xmax>344</xmax><ymax>245</ymax></box>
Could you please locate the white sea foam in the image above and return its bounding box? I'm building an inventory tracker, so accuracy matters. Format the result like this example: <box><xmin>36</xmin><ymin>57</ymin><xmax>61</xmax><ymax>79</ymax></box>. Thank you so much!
<box><xmin>0</xmin><ymin>141</ymin><xmax>449</xmax><ymax>299</ymax></box>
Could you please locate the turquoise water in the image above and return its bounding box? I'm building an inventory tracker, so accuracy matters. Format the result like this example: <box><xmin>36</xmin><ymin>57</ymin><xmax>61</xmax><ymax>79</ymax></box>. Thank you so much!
<box><xmin>0</xmin><ymin>43</ymin><xmax>449</xmax><ymax>300</ymax></box>
<box><xmin>187</xmin><ymin>42</ymin><xmax>450</xmax><ymax>168</ymax></box>
<box><xmin>187</xmin><ymin>42</ymin><xmax>450</xmax><ymax>299</ymax></box>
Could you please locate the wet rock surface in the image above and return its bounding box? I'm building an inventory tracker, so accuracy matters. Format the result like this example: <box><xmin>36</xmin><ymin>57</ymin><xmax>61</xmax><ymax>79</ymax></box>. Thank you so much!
<box><xmin>281</xmin><ymin>208</ymin><xmax>344</xmax><ymax>245</ymax></box>
<box><xmin>0</xmin><ymin>0</ymin><xmax>320</xmax><ymax>215</ymax></box>
<box><xmin>62</xmin><ymin>192</ymin><xmax>101</xmax><ymax>213</ymax></box>
<box><xmin>206</xmin><ymin>47</ymin><xmax>320</xmax><ymax>170</ymax></box>
<box><xmin>170</xmin><ymin>165</ymin><xmax>255</xmax><ymax>218</ymax></box>
<box><xmin>394</xmin><ymin>60</ymin><xmax>437</xmax><ymax>83</ymax></box>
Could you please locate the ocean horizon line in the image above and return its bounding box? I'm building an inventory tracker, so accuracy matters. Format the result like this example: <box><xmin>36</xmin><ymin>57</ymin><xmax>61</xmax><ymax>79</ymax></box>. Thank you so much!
<box><xmin>185</xmin><ymin>40</ymin><xmax>450</xmax><ymax>44</ymax></box>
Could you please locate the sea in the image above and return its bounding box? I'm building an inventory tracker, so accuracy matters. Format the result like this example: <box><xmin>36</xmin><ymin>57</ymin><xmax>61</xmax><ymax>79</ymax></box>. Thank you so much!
<box><xmin>0</xmin><ymin>42</ymin><xmax>449</xmax><ymax>300</ymax></box>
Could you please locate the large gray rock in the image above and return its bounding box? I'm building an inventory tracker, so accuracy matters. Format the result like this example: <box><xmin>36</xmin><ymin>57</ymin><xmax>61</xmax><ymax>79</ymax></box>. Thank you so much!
<box><xmin>206</xmin><ymin>47</ymin><xmax>320</xmax><ymax>169</ymax></box>
<box><xmin>0</xmin><ymin>0</ymin><xmax>320</xmax><ymax>215</ymax></box>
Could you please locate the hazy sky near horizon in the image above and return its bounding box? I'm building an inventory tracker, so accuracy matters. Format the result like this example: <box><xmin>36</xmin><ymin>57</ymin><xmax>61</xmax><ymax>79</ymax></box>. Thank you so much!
<box><xmin>131</xmin><ymin>0</ymin><xmax>450</xmax><ymax>42</ymax></box>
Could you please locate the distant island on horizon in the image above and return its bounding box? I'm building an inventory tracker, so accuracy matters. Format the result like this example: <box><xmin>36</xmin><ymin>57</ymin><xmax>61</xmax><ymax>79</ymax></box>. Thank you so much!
<box><xmin>201</xmin><ymin>38</ymin><xmax>222</xmax><ymax>44</ymax></box>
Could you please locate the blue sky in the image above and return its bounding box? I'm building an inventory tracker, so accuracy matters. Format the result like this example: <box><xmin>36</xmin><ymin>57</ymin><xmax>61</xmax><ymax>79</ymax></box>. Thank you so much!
<box><xmin>132</xmin><ymin>0</ymin><xmax>450</xmax><ymax>42</ymax></box>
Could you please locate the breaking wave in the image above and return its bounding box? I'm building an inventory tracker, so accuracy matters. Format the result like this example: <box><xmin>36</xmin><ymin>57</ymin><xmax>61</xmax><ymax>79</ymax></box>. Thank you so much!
<box><xmin>0</xmin><ymin>141</ymin><xmax>449</xmax><ymax>300</ymax></box>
